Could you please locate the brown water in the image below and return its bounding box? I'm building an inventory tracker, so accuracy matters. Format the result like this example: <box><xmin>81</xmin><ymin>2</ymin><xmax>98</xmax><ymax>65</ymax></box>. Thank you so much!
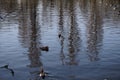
<box><xmin>0</xmin><ymin>0</ymin><xmax>120</xmax><ymax>80</ymax></box>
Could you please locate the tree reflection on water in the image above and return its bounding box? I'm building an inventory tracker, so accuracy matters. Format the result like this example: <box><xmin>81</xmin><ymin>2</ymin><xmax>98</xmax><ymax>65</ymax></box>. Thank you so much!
<box><xmin>0</xmin><ymin>0</ymin><xmax>120</xmax><ymax>80</ymax></box>
<box><xmin>1</xmin><ymin>0</ymin><xmax>119</xmax><ymax>66</ymax></box>
<box><xmin>57</xmin><ymin>0</ymin><xmax>81</xmax><ymax>65</ymax></box>
<box><xmin>18</xmin><ymin>0</ymin><xmax>42</xmax><ymax>68</ymax></box>
<box><xmin>86</xmin><ymin>0</ymin><xmax>103</xmax><ymax>61</ymax></box>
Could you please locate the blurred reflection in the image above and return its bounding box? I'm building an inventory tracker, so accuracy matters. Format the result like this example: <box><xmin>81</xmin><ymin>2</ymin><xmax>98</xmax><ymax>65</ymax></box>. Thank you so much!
<box><xmin>18</xmin><ymin>0</ymin><xmax>42</xmax><ymax>67</ymax></box>
<box><xmin>58</xmin><ymin>0</ymin><xmax>65</xmax><ymax>65</ymax></box>
<box><xmin>58</xmin><ymin>0</ymin><xmax>81</xmax><ymax>66</ymax></box>
<box><xmin>0</xmin><ymin>0</ymin><xmax>18</xmax><ymax>20</ymax></box>
<box><xmin>0</xmin><ymin>0</ymin><xmax>17</xmax><ymax>12</ymax></box>
<box><xmin>66</xmin><ymin>0</ymin><xmax>81</xmax><ymax>65</ymax></box>
<box><xmin>86</xmin><ymin>0</ymin><xmax>103</xmax><ymax>61</ymax></box>
<box><xmin>79</xmin><ymin>0</ymin><xmax>89</xmax><ymax>15</ymax></box>
<box><xmin>28</xmin><ymin>0</ymin><xmax>42</xmax><ymax>68</ymax></box>
<box><xmin>0</xmin><ymin>0</ymin><xmax>120</xmax><ymax>80</ymax></box>
<box><xmin>41</xmin><ymin>0</ymin><xmax>57</xmax><ymax>27</ymax></box>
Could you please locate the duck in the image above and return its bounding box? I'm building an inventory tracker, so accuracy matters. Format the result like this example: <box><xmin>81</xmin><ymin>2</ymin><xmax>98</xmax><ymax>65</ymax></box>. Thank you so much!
<box><xmin>113</xmin><ymin>7</ymin><xmax>117</xmax><ymax>10</ymax></box>
<box><xmin>40</xmin><ymin>46</ymin><xmax>49</xmax><ymax>51</ymax></box>
<box><xmin>39</xmin><ymin>68</ymin><xmax>48</xmax><ymax>79</ymax></box>
<box><xmin>0</xmin><ymin>16</ymin><xmax>3</xmax><ymax>19</ymax></box>
<box><xmin>58</xmin><ymin>34</ymin><xmax>61</xmax><ymax>38</ymax></box>
<box><xmin>0</xmin><ymin>64</ymin><xmax>14</xmax><ymax>76</ymax></box>
<box><xmin>0</xmin><ymin>64</ymin><xmax>8</xmax><ymax>69</ymax></box>
<box><xmin>118</xmin><ymin>11</ymin><xmax>120</xmax><ymax>15</ymax></box>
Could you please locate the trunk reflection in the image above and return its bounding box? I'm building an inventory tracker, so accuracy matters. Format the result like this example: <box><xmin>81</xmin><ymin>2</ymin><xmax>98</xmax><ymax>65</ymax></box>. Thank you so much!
<box><xmin>18</xmin><ymin>0</ymin><xmax>42</xmax><ymax>68</ymax></box>
<box><xmin>86</xmin><ymin>0</ymin><xmax>103</xmax><ymax>61</ymax></box>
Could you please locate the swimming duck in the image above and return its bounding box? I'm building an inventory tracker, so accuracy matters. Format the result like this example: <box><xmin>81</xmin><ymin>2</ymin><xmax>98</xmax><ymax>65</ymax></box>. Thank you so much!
<box><xmin>0</xmin><ymin>16</ymin><xmax>3</xmax><ymax>19</ymax></box>
<box><xmin>58</xmin><ymin>34</ymin><xmax>61</xmax><ymax>38</ymax></box>
<box><xmin>118</xmin><ymin>11</ymin><xmax>120</xmax><ymax>15</ymax></box>
<box><xmin>113</xmin><ymin>7</ymin><xmax>117</xmax><ymax>10</ymax></box>
<box><xmin>0</xmin><ymin>64</ymin><xmax>8</xmax><ymax>69</ymax></box>
<box><xmin>0</xmin><ymin>64</ymin><xmax>14</xmax><ymax>76</ymax></box>
<box><xmin>39</xmin><ymin>68</ymin><xmax>47</xmax><ymax>79</ymax></box>
<box><xmin>40</xmin><ymin>46</ymin><xmax>49</xmax><ymax>51</ymax></box>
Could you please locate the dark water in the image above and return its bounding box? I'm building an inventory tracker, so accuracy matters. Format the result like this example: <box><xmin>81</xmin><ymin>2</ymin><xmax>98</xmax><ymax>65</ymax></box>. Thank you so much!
<box><xmin>0</xmin><ymin>0</ymin><xmax>120</xmax><ymax>80</ymax></box>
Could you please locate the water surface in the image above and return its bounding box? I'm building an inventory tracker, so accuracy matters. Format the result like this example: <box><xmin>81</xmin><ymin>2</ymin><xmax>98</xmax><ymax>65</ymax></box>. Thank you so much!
<box><xmin>0</xmin><ymin>0</ymin><xmax>120</xmax><ymax>80</ymax></box>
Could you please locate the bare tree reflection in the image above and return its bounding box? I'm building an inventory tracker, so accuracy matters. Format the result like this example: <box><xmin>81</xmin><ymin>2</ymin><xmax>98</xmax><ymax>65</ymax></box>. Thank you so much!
<box><xmin>18</xmin><ymin>0</ymin><xmax>42</xmax><ymax>67</ymax></box>
<box><xmin>28</xmin><ymin>0</ymin><xmax>42</xmax><ymax>68</ymax></box>
<box><xmin>78</xmin><ymin>0</ymin><xmax>89</xmax><ymax>15</ymax></box>
<box><xmin>41</xmin><ymin>0</ymin><xmax>56</xmax><ymax>27</ymax></box>
<box><xmin>0</xmin><ymin>0</ymin><xmax>17</xmax><ymax>12</ymax></box>
<box><xmin>57</xmin><ymin>0</ymin><xmax>81</xmax><ymax>66</ymax></box>
<box><xmin>86</xmin><ymin>0</ymin><xmax>103</xmax><ymax>61</ymax></box>
<box><xmin>66</xmin><ymin>0</ymin><xmax>81</xmax><ymax>65</ymax></box>
<box><xmin>0</xmin><ymin>0</ymin><xmax>18</xmax><ymax>20</ymax></box>
<box><xmin>58</xmin><ymin>0</ymin><xmax>65</xmax><ymax>65</ymax></box>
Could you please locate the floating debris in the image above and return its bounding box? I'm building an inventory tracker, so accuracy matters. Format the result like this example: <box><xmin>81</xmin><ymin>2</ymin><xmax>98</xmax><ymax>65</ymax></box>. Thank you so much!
<box><xmin>40</xmin><ymin>46</ymin><xmax>49</xmax><ymax>51</ymax></box>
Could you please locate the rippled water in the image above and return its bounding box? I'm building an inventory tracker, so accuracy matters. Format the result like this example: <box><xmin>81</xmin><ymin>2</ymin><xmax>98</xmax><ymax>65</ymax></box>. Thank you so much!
<box><xmin>0</xmin><ymin>0</ymin><xmax>120</xmax><ymax>80</ymax></box>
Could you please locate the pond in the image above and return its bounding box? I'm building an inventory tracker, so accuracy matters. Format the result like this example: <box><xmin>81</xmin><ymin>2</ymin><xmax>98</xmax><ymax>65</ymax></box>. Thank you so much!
<box><xmin>0</xmin><ymin>0</ymin><xmax>120</xmax><ymax>80</ymax></box>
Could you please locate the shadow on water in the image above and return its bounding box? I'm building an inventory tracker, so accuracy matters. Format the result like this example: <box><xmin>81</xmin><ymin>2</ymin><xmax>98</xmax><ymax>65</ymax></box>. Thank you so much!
<box><xmin>0</xmin><ymin>0</ymin><xmax>120</xmax><ymax>80</ymax></box>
